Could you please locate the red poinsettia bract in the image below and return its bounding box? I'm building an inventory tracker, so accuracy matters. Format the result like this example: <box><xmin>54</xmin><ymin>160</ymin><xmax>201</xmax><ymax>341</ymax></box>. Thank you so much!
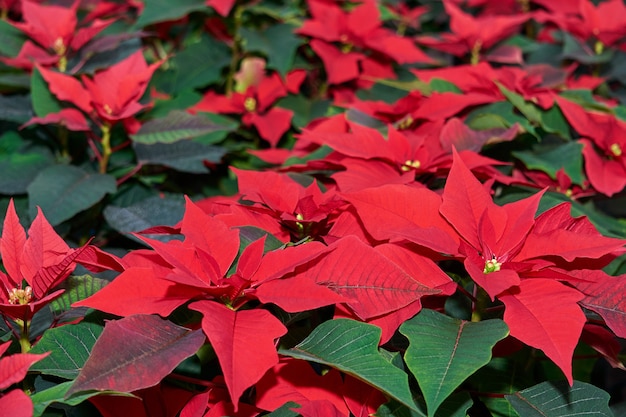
<box><xmin>191</xmin><ymin>58</ymin><xmax>301</xmax><ymax>147</ymax></box>
<box><xmin>438</xmin><ymin>151</ymin><xmax>625</xmax><ymax>383</ymax></box>
<box><xmin>0</xmin><ymin>200</ymin><xmax>94</xmax><ymax>323</ymax></box>
<box><xmin>296</xmin><ymin>0</ymin><xmax>434</xmax><ymax>85</ymax></box>
<box><xmin>2</xmin><ymin>0</ymin><xmax>112</xmax><ymax>71</ymax></box>
<box><xmin>0</xmin><ymin>341</ymin><xmax>50</xmax><ymax>417</ymax></box>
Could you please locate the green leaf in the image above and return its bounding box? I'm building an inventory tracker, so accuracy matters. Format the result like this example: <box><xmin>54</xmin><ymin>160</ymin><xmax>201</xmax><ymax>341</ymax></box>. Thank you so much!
<box><xmin>151</xmin><ymin>34</ymin><xmax>231</xmax><ymax>93</ymax></box>
<box><xmin>103</xmin><ymin>194</ymin><xmax>186</xmax><ymax>242</ymax></box>
<box><xmin>430</xmin><ymin>78</ymin><xmax>462</xmax><ymax>94</ymax></box>
<box><xmin>133</xmin><ymin>0</ymin><xmax>208</xmax><ymax>28</ymax></box>
<box><xmin>27</xmin><ymin>165</ymin><xmax>117</xmax><ymax>225</ymax></box>
<box><xmin>467</xmin><ymin>354</ymin><xmax>535</xmax><ymax>417</ymax></box>
<box><xmin>131</xmin><ymin>110</ymin><xmax>232</xmax><ymax>144</ymax></box>
<box><xmin>560</xmin><ymin>32</ymin><xmax>613</xmax><ymax>65</ymax></box>
<box><xmin>506</xmin><ymin>381</ymin><xmax>613</xmax><ymax>417</ymax></box>
<box><xmin>496</xmin><ymin>83</ymin><xmax>542</xmax><ymax>124</ymax></box>
<box><xmin>0</xmin><ymin>94</ymin><xmax>33</xmax><ymax>123</ymax></box>
<box><xmin>281</xmin><ymin>319</ymin><xmax>419</xmax><ymax>412</ymax></box>
<box><xmin>49</xmin><ymin>275</ymin><xmax>110</xmax><ymax>316</ymax></box>
<box><xmin>30</xmin><ymin>380</ymin><xmax>126</xmax><ymax>417</ymax></box>
<box><xmin>134</xmin><ymin>140</ymin><xmax>226</xmax><ymax>173</ymax></box>
<box><xmin>512</xmin><ymin>141</ymin><xmax>584</xmax><ymax>184</ymax></box>
<box><xmin>241</xmin><ymin>24</ymin><xmax>303</xmax><ymax>75</ymax></box>
<box><xmin>0</xmin><ymin>19</ymin><xmax>25</xmax><ymax>57</ymax></box>
<box><xmin>540</xmin><ymin>104</ymin><xmax>571</xmax><ymax>139</ymax></box>
<box><xmin>30</xmin><ymin>67</ymin><xmax>62</xmax><ymax>118</ymax></box>
<box><xmin>0</xmin><ymin>132</ymin><xmax>54</xmax><ymax>194</ymax></box>
<box><xmin>263</xmin><ymin>402</ymin><xmax>301</xmax><ymax>417</ymax></box>
<box><xmin>466</xmin><ymin>101</ymin><xmax>536</xmax><ymax>137</ymax></box>
<box><xmin>277</xmin><ymin>95</ymin><xmax>329</xmax><ymax>129</ymax></box>
<box><xmin>399</xmin><ymin>309</ymin><xmax>509</xmax><ymax>417</ymax></box>
<box><xmin>29</xmin><ymin>322</ymin><xmax>104</xmax><ymax>379</ymax></box>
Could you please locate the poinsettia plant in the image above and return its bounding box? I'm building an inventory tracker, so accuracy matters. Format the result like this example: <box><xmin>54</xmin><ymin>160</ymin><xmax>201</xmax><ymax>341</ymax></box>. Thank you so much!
<box><xmin>0</xmin><ymin>0</ymin><xmax>626</xmax><ymax>416</ymax></box>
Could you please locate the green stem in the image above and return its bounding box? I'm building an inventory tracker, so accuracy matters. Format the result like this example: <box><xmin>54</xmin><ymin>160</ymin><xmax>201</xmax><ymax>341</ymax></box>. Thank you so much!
<box><xmin>58</xmin><ymin>125</ymin><xmax>69</xmax><ymax>159</ymax></box>
<box><xmin>471</xmin><ymin>284</ymin><xmax>488</xmax><ymax>322</ymax></box>
<box><xmin>99</xmin><ymin>123</ymin><xmax>112</xmax><ymax>174</ymax></box>
<box><xmin>16</xmin><ymin>319</ymin><xmax>31</xmax><ymax>353</ymax></box>
<box><xmin>225</xmin><ymin>4</ymin><xmax>245</xmax><ymax>95</ymax></box>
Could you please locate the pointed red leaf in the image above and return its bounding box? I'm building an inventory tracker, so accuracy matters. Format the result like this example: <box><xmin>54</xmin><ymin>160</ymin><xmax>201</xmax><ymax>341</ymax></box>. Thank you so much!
<box><xmin>343</xmin><ymin>375</ymin><xmax>387</xmax><ymax>417</ymax></box>
<box><xmin>499</xmin><ymin>279</ymin><xmax>586</xmax><ymax>384</ymax></box>
<box><xmin>581</xmin><ymin>324</ymin><xmax>625</xmax><ymax>370</ymax></box>
<box><xmin>0</xmin><ymin>389</ymin><xmax>34</xmax><ymax>417</ymax></box>
<box><xmin>20</xmin><ymin>207</ymin><xmax>70</xmax><ymax>292</ymax></box>
<box><xmin>0</xmin><ymin>199</ymin><xmax>26</xmax><ymax>287</ymax></box>
<box><xmin>29</xmin><ymin>245</ymin><xmax>90</xmax><ymax>299</ymax></box>
<box><xmin>301</xmin><ymin>236</ymin><xmax>441</xmax><ymax>319</ymax></box>
<box><xmin>74</xmin><ymin>244</ymin><xmax>126</xmax><ymax>272</ymax></box>
<box><xmin>440</xmin><ymin>149</ymin><xmax>493</xmax><ymax>250</ymax></box>
<box><xmin>36</xmin><ymin>65</ymin><xmax>92</xmax><ymax>114</ymax></box>
<box><xmin>296</xmin><ymin>400</ymin><xmax>348</xmax><ymax>417</ymax></box>
<box><xmin>246</xmin><ymin>106</ymin><xmax>293</xmax><ymax>147</ymax></box>
<box><xmin>180</xmin><ymin>197</ymin><xmax>240</xmax><ymax>277</ymax></box>
<box><xmin>518</xmin><ymin>203</ymin><xmax>626</xmax><ymax>262</ymax></box>
<box><xmin>256</xmin><ymin>358</ymin><xmax>349</xmax><ymax>415</ymax></box>
<box><xmin>73</xmin><ymin>267</ymin><xmax>196</xmax><ymax>317</ymax></box>
<box><xmin>254</xmin><ymin>274</ymin><xmax>348</xmax><ymax>312</ymax></box>
<box><xmin>22</xmin><ymin>109</ymin><xmax>91</xmax><ymax>131</ymax></box>
<box><xmin>575</xmin><ymin>272</ymin><xmax>626</xmax><ymax>338</ymax></box>
<box><xmin>67</xmin><ymin>315</ymin><xmax>205</xmax><ymax>396</ymax></box>
<box><xmin>343</xmin><ymin>184</ymin><xmax>459</xmax><ymax>255</ymax></box>
<box><xmin>188</xmin><ymin>300</ymin><xmax>287</xmax><ymax>409</ymax></box>
<box><xmin>0</xmin><ymin>342</ymin><xmax>50</xmax><ymax>390</ymax></box>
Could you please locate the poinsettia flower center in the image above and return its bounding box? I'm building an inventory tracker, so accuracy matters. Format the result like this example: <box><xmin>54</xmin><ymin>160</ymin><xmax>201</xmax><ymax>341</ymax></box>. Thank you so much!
<box><xmin>483</xmin><ymin>256</ymin><xmax>501</xmax><ymax>274</ymax></box>
<box><xmin>8</xmin><ymin>286</ymin><xmax>33</xmax><ymax>305</ymax></box>
<box><xmin>610</xmin><ymin>143</ymin><xmax>622</xmax><ymax>157</ymax></box>
<box><xmin>103</xmin><ymin>104</ymin><xmax>113</xmax><ymax>115</ymax></box>
<box><xmin>52</xmin><ymin>37</ymin><xmax>67</xmax><ymax>56</ymax></box>
<box><xmin>401</xmin><ymin>159</ymin><xmax>421</xmax><ymax>171</ymax></box>
<box><xmin>470</xmin><ymin>39</ymin><xmax>483</xmax><ymax>65</ymax></box>
<box><xmin>244</xmin><ymin>97</ymin><xmax>257</xmax><ymax>112</ymax></box>
<box><xmin>396</xmin><ymin>115</ymin><xmax>414</xmax><ymax>130</ymax></box>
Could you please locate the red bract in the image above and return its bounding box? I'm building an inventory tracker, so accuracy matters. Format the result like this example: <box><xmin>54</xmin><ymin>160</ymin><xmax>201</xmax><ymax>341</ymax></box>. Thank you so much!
<box><xmin>296</xmin><ymin>0</ymin><xmax>434</xmax><ymax>85</ymax></box>
<box><xmin>191</xmin><ymin>59</ymin><xmax>297</xmax><ymax>147</ymax></box>
<box><xmin>416</xmin><ymin>0</ymin><xmax>529</xmax><ymax>64</ymax></box>
<box><xmin>75</xmin><ymin>198</ymin><xmax>339</xmax><ymax>408</ymax></box>
<box><xmin>556</xmin><ymin>97</ymin><xmax>626</xmax><ymax>196</ymax></box>
<box><xmin>439</xmin><ymin>151</ymin><xmax>626</xmax><ymax>383</ymax></box>
<box><xmin>32</xmin><ymin>51</ymin><xmax>161</xmax><ymax>127</ymax></box>
<box><xmin>536</xmin><ymin>0</ymin><xmax>626</xmax><ymax>49</ymax></box>
<box><xmin>2</xmin><ymin>0</ymin><xmax>112</xmax><ymax>71</ymax></box>
<box><xmin>0</xmin><ymin>200</ymin><xmax>91</xmax><ymax>323</ymax></box>
<box><xmin>0</xmin><ymin>341</ymin><xmax>50</xmax><ymax>417</ymax></box>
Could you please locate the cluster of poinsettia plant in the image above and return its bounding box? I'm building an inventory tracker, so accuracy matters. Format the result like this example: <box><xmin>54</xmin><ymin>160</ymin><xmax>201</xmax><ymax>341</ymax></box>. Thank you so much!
<box><xmin>1</xmin><ymin>0</ymin><xmax>626</xmax><ymax>416</ymax></box>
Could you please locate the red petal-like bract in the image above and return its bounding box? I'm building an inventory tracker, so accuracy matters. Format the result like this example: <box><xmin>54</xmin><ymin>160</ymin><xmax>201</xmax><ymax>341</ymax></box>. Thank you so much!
<box><xmin>0</xmin><ymin>341</ymin><xmax>50</xmax><ymax>390</ymax></box>
<box><xmin>67</xmin><ymin>315</ymin><xmax>205</xmax><ymax>396</ymax></box>
<box><xmin>91</xmin><ymin>383</ymin><xmax>195</xmax><ymax>417</ymax></box>
<box><xmin>189</xmin><ymin>300</ymin><xmax>287</xmax><ymax>410</ymax></box>
<box><xmin>73</xmin><ymin>266</ymin><xmax>197</xmax><ymax>317</ymax></box>
<box><xmin>575</xmin><ymin>272</ymin><xmax>626</xmax><ymax>338</ymax></box>
<box><xmin>0</xmin><ymin>199</ymin><xmax>26</xmax><ymax>287</ymax></box>
<box><xmin>300</xmin><ymin>235</ymin><xmax>442</xmax><ymax>320</ymax></box>
<box><xmin>0</xmin><ymin>389</ymin><xmax>34</xmax><ymax>417</ymax></box>
<box><xmin>500</xmin><ymin>279</ymin><xmax>586</xmax><ymax>385</ymax></box>
<box><xmin>256</xmin><ymin>358</ymin><xmax>349</xmax><ymax>415</ymax></box>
